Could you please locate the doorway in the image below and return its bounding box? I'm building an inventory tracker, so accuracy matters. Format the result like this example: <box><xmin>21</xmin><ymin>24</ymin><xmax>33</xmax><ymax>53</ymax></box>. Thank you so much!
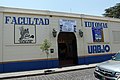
<box><xmin>58</xmin><ymin>32</ymin><xmax>78</xmax><ymax>67</ymax></box>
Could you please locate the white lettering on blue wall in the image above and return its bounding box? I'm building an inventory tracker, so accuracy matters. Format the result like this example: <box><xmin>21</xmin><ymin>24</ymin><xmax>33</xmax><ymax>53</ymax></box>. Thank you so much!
<box><xmin>88</xmin><ymin>45</ymin><xmax>110</xmax><ymax>54</ymax></box>
<box><xmin>85</xmin><ymin>21</ymin><xmax>108</xmax><ymax>28</ymax></box>
<box><xmin>5</xmin><ymin>16</ymin><xmax>49</xmax><ymax>25</ymax></box>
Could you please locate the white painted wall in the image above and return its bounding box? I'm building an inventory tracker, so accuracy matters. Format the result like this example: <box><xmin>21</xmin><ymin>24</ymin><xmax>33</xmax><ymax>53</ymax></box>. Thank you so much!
<box><xmin>1</xmin><ymin>7</ymin><xmax>120</xmax><ymax>63</ymax></box>
<box><xmin>109</xmin><ymin>21</ymin><xmax>120</xmax><ymax>53</ymax></box>
<box><xmin>3</xmin><ymin>13</ymin><xmax>51</xmax><ymax>62</ymax></box>
<box><xmin>0</xmin><ymin>12</ymin><xmax>3</xmax><ymax>62</ymax></box>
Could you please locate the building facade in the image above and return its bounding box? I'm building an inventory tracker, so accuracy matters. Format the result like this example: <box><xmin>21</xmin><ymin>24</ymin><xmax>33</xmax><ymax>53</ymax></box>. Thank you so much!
<box><xmin>0</xmin><ymin>7</ymin><xmax>119</xmax><ymax>73</ymax></box>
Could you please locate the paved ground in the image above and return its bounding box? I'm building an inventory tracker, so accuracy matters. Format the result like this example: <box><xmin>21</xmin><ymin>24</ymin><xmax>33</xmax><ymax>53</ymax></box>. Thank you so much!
<box><xmin>3</xmin><ymin>68</ymin><xmax>97</xmax><ymax>80</ymax></box>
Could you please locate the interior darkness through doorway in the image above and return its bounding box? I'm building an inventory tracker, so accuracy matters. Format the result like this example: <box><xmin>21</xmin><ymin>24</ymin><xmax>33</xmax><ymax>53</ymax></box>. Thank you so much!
<box><xmin>58</xmin><ymin>32</ymin><xmax>78</xmax><ymax>67</ymax></box>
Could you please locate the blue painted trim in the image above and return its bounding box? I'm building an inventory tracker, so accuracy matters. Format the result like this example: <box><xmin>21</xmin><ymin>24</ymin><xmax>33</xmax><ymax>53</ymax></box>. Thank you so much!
<box><xmin>78</xmin><ymin>53</ymin><xmax>115</xmax><ymax>65</ymax></box>
<box><xmin>0</xmin><ymin>64</ymin><xmax>3</xmax><ymax>73</ymax></box>
<box><xmin>3</xmin><ymin>59</ymin><xmax>59</xmax><ymax>73</ymax></box>
<box><xmin>0</xmin><ymin>53</ymin><xmax>116</xmax><ymax>73</ymax></box>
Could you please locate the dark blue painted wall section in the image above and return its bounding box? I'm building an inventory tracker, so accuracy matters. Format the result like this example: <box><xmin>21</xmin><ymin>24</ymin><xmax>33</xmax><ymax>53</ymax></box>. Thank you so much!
<box><xmin>0</xmin><ymin>64</ymin><xmax>3</xmax><ymax>73</ymax></box>
<box><xmin>0</xmin><ymin>53</ymin><xmax>115</xmax><ymax>73</ymax></box>
<box><xmin>3</xmin><ymin>59</ymin><xmax>59</xmax><ymax>73</ymax></box>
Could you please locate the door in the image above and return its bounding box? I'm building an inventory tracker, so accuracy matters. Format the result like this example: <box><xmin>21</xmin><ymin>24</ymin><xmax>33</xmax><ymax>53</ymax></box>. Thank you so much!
<box><xmin>58</xmin><ymin>32</ymin><xmax>78</xmax><ymax>67</ymax></box>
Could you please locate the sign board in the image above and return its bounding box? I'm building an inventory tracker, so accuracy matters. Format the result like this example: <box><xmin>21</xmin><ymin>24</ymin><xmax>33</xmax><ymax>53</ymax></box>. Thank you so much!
<box><xmin>88</xmin><ymin>44</ymin><xmax>110</xmax><ymax>54</ymax></box>
<box><xmin>14</xmin><ymin>24</ymin><xmax>36</xmax><ymax>44</ymax></box>
<box><xmin>59</xmin><ymin>19</ymin><xmax>76</xmax><ymax>32</ymax></box>
<box><xmin>84</xmin><ymin>21</ymin><xmax>107</xmax><ymax>42</ymax></box>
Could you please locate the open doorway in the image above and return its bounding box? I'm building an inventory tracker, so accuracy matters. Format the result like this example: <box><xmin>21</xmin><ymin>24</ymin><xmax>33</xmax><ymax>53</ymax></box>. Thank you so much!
<box><xmin>58</xmin><ymin>32</ymin><xmax>78</xmax><ymax>67</ymax></box>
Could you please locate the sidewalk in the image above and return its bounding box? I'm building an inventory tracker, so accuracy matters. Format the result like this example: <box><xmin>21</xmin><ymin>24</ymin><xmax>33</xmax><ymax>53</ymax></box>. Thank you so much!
<box><xmin>0</xmin><ymin>63</ymin><xmax>97</xmax><ymax>79</ymax></box>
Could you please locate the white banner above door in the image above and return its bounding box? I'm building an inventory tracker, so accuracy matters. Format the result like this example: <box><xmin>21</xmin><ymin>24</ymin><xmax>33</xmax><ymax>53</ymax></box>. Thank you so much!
<box><xmin>59</xmin><ymin>19</ymin><xmax>76</xmax><ymax>32</ymax></box>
